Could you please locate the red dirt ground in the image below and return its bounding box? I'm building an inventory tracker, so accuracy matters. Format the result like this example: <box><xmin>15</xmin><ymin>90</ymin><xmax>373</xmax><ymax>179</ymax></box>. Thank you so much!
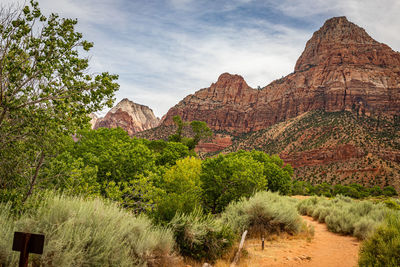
<box><xmin>240</xmin><ymin>216</ymin><xmax>360</xmax><ymax>267</ymax></box>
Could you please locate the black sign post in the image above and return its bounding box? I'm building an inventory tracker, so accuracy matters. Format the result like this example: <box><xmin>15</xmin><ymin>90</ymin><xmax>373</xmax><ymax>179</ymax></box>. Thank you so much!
<box><xmin>12</xmin><ymin>232</ymin><xmax>45</xmax><ymax>267</ymax></box>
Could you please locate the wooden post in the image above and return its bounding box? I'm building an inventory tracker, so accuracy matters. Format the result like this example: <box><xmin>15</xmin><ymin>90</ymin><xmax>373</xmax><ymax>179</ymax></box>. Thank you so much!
<box><xmin>230</xmin><ymin>230</ymin><xmax>248</xmax><ymax>267</ymax></box>
<box><xmin>12</xmin><ymin>232</ymin><xmax>45</xmax><ymax>267</ymax></box>
<box><xmin>19</xmin><ymin>233</ymin><xmax>31</xmax><ymax>267</ymax></box>
<box><xmin>261</xmin><ymin>235</ymin><xmax>265</xmax><ymax>250</ymax></box>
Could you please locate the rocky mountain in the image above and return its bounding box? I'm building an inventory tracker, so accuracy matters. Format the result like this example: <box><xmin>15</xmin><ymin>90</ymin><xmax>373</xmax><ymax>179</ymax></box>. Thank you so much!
<box><xmin>94</xmin><ymin>98</ymin><xmax>160</xmax><ymax>135</ymax></box>
<box><xmin>218</xmin><ymin>110</ymin><xmax>400</xmax><ymax>190</ymax></box>
<box><xmin>89</xmin><ymin>113</ymin><xmax>98</xmax><ymax>128</ymax></box>
<box><xmin>140</xmin><ymin>16</ymin><xmax>400</xmax><ymax>190</ymax></box>
<box><xmin>161</xmin><ymin>17</ymin><xmax>400</xmax><ymax>133</ymax></box>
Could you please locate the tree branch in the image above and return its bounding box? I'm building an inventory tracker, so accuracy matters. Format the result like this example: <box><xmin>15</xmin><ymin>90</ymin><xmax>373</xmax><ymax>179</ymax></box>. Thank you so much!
<box><xmin>22</xmin><ymin>150</ymin><xmax>45</xmax><ymax>203</ymax></box>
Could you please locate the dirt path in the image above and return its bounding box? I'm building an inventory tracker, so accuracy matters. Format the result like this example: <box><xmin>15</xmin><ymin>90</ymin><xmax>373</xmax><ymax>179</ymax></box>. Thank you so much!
<box><xmin>242</xmin><ymin>216</ymin><xmax>360</xmax><ymax>267</ymax></box>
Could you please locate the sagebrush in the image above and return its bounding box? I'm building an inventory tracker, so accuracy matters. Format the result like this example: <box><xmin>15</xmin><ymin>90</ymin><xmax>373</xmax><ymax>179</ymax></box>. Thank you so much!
<box><xmin>0</xmin><ymin>193</ymin><xmax>174</xmax><ymax>267</ymax></box>
<box><xmin>297</xmin><ymin>195</ymin><xmax>390</xmax><ymax>239</ymax></box>
<box><xmin>220</xmin><ymin>191</ymin><xmax>303</xmax><ymax>237</ymax></box>
<box><xmin>168</xmin><ymin>209</ymin><xmax>235</xmax><ymax>262</ymax></box>
<box><xmin>358</xmin><ymin>212</ymin><xmax>400</xmax><ymax>267</ymax></box>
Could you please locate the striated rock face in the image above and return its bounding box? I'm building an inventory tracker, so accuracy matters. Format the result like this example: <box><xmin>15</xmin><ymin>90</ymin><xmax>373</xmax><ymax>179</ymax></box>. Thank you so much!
<box><xmin>94</xmin><ymin>98</ymin><xmax>160</xmax><ymax>135</ymax></box>
<box><xmin>161</xmin><ymin>73</ymin><xmax>259</xmax><ymax>132</ymax></box>
<box><xmin>279</xmin><ymin>144</ymin><xmax>365</xmax><ymax>168</ymax></box>
<box><xmin>195</xmin><ymin>134</ymin><xmax>233</xmax><ymax>153</ymax></box>
<box><xmin>161</xmin><ymin>16</ymin><xmax>400</xmax><ymax>133</ymax></box>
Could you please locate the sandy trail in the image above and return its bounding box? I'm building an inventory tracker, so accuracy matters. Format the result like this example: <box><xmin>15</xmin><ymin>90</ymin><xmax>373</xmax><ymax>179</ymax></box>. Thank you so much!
<box><xmin>243</xmin><ymin>216</ymin><xmax>360</xmax><ymax>267</ymax></box>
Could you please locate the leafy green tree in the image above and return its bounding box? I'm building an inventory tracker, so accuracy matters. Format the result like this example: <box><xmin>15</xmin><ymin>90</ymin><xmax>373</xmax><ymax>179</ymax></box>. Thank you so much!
<box><xmin>201</xmin><ymin>152</ymin><xmax>266</xmax><ymax>213</ymax></box>
<box><xmin>168</xmin><ymin>115</ymin><xmax>212</xmax><ymax>150</ymax></box>
<box><xmin>0</xmin><ymin>1</ymin><xmax>119</xmax><ymax>202</ymax></box>
<box><xmin>367</xmin><ymin>186</ymin><xmax>383</xmax><ymax>197</ymax></box>
<box><xmin>168</xmin><ymin>115</ymin><xmax>185</xmax><ymax>142</ymax></box>
<box><xmin>104</xmin><ymin>174</ymin><xmax>164</xmax><ymax>214</ymax></box>
<box><xmin>72</xmin><ymin>128</ymin><xmax>156</xmax><ymax>184</ymax></box>
<box><xmin>145</xmin><ymin>140</ymin><xmax>189</xmax><ymax>166</ymax></box>
<box><xmin>42</xmin><ymin>150</ymin><xmax>100</xmax><ymax>197</ymax></box>
<box><xmin>333</xmin><ymin>184</ymin><xmax>360</xmax><ymax>198</ymax></box>
<box><xmin>155</xmin><ymin>157</ymin><xmax>203</xmax><ymax>222</ymax></box>
<box><xmin>291</xmin><ymin>180</ymin><xmax>311</xmax><ymax>195</ymax></box>
<box><xmin>190</xmin><ymin>120</ymin><xmax>213</xmax><ymax>146</ymax></box>
<box><xmin>248</xmin><ymin>151</ymin><xmax>293</xmax><ymax>194</ymax></box>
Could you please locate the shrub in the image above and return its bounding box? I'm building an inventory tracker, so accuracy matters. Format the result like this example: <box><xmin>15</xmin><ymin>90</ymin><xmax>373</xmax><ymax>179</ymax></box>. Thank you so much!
<box><xmin>168</xmin><ymin>209</ymin><xmax>235</xmax><ymax>262</ymax></box>
<box><xmin>0</xmin><ymin>193</ymin><xmax>175</xmax><ymax>266</ymax></box>
<box><xmin>0</xmin><ymin>203</ymin><xmax>14</xmax><ymax>265</ymax></box>
<box><xmin>291</xmin><ymin>180</ymin><xmax>313</xmax><ymax>195</ymax></box>
<box><xmin>219</xmin><ymin>191</ymin><xmax>302</xmax><ymax>237</ymax></box>
<box><xmin>297</xmin><ymin>195</ymin><xmax>389</xmax><ymax>239</ymax></box>
<box><xmin>292</xmin><ymin>182</ymin><xmax>397</xmax><ymax>198</ymax></box>
<box><xmin>359</xmin><ymin>212</ymin><xmax>400</xmax><ymax>267</ymax></box>
<box><xmin>383</xmin><ymin>199</ymin><xmax>400</xmax><ymax>210</ymax></box>
<box><xmin>383</xmin><ymin>186</ymin><xmax>398</xmax><ymax>197</ymax></box>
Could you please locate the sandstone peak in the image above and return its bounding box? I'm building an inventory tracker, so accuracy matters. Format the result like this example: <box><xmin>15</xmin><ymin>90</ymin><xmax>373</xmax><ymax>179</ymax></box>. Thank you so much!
<box><xmin>295</xmin><ymin>16</ymin><xmax>400</xmax><ymax>72</ymax></box>
<box><xmin>209</xmin><ymin>72</ymin><xmax>252</xmax><ymax>94</ymax></box>
<box><xmin>160</xmin><ymin>17</ymin><xmax>400</xmax><ymax>134</ymax></box>
<box><xmin>214</xmin><ymin>73</ymin><xmax>248</xmax><ymax>87</ymax></box>
<box><xmin>206</xmin><ymin>72</ymin><xmax>252</xmax><ymax>97</ymax></box>
<box><xmin>113</xmin><ymin>97</ymin><xmax>150</xmax><ymax>109</ymax></box>
<box><xmin>94</xmin><ymin>98</ymin><xmax>159</xmax><ymax>135</ymax></box>
<box><xmin>314</xmin><ymin>16</ymin><xmax>376</xmax><ymax>44</ymax></box>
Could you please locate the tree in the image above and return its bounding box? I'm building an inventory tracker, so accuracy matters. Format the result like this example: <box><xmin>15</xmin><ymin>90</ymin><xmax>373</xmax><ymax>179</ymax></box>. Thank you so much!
<box><xmin>154</xmin><ymin>157</ymin><xmax>203</xmax><ymax>222</ymax></box>
<box><xmin>383</xmin><ymin>186</ymin><xmax>398</xmax><ymax>197</ymax></box>
<box><xmin>201</xmin><ymin>152</ymin><xmax>266</xmax><ymax>213</ymax></box>
<box><xmin>168</xmin><ymin>115</ymin><xmax>185</xmax><ymax>142</ymax></box>
<box><xmin>200</xmin><ymin>150</ymin><xmax>294</xmax><ymax>213</ymax></box>
<box><xmin>248</xmin><ymin>151</ymin><xmax>293</xmax><ymax>194</ymax></box>
<box><xmin>72</xmin><ymin>128</ymin><xmax>156</xmax><ymax>184</ymax></box>
<box><xmin>0</xmin><ymin>1</ymin><xmax>119</xmax><ymax>203</ymax></box>
<box><xmin>190</xmin><ymin>120</ymin><xmax>212</xmax><ymax>146</ymax></box>
<box><xmin>168</xmin><ymin>115</ymin><xmax>213</xmax><ymax>150</ymax></box>
<box><xmin>144</xmin><ymin>139</ymin><xmax>189</xmax><ymax>166</ymax></box>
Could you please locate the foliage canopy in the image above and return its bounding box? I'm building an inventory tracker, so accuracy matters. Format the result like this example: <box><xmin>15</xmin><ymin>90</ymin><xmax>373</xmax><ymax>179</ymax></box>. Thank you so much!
<box><xmin>0</xmin><ymin>1</ymin><xmax>119</xmax><ymax>203</ymax></box>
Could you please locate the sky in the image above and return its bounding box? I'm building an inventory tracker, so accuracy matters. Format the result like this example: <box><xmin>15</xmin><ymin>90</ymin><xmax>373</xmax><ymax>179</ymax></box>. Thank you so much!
<box><xmin>2</xmin><ymin>0</ymin><xmax>400</xmax><ymax>117</ymax></box>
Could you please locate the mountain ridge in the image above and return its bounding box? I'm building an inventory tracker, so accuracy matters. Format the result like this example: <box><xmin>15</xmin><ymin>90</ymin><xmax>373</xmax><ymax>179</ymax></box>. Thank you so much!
<box><xmin>137</xmin><ymin>16</ymin><xmax>400</xmax><ymax>190</ymax></box>
<box><xmin>160</xmin><ymin>16</ymin><xmax>400</xmax><ymax>133</ymax></box>
<box><xmin>93</xmin><ymin>98</ymin><xmax>160</xmax><ymax>135</ymax></box>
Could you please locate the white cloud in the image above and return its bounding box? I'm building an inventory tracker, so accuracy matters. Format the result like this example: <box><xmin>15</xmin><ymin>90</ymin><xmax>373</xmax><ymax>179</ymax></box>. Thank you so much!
<box><xmin>2</xmin><ymin>0</ymin><xmax>399</xmax><ymax>117</ymax></box>
<box><xmin>275</xmin><ymin>0</ymin><xmax>400</xmax><ymax>51</ymax></box>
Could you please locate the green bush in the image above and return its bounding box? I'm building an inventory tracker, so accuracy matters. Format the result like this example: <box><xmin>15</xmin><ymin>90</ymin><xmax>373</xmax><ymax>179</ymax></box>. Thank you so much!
<box><xmin>383</xmin><ymin>199</ymin><xmax>400</xmax><ymax>210</ymax></box>
<box><xmin>383</xmin><ymin>186</ymin><xmax>398</xmax><ymax>197</ymax></box>
<box><xmin>0</xmin><ymin>193</ymin><xmax>175</xmax><ymax>267</ymax></box>
<box><xmin>291</xmin><ymin>180</ymin><xmax>314</xmax><ymax>195</ymax></box>
<box><xmin>0</xmin><ymin>203</ymin><xmax>14</xmax><ymax>265</ymax></box>
<box><xmin>219</xmin><ymin>191</ymin><xmax>302</xmax><ymax>237</ymax></box>
<box><xmin>359</xmin><ymin>212</ymin><xmax>400</xmax><ymax>267</ymax></box>
<box><xmin>168</xmin><ymin>209</ymin><xmax>235</xmax><ymax>262</ymax></box>
<box><xmin>292</xmin><ymin>181</ymin><xmax>398</xmax><ymax>199</ymax></box>
<box><xmin>297</xmin><ymin>195</ymin><xmax>389</xmax><ymax>239</ymax></box>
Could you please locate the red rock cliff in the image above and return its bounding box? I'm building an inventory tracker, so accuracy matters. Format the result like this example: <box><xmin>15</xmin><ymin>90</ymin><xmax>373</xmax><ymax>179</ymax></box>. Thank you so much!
<box><xmin>94</xmin><ymin>98</ymin><xmax>160</xmax><ymax>135</ymax></box>
<box><xmin>161</xmin><ymin>17</ymin><xmax>400</xmax><ymax>133</ymax></box>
